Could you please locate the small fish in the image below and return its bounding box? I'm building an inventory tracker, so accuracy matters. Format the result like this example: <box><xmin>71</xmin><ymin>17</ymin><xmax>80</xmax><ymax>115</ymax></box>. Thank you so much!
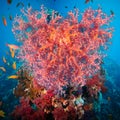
<box><xmin>65</xmin><ymin>6</ymin><xmax>68</xmax><ymax>8</ymax></box>
<box><xmin>16</xmin><ymin>2</ymin><xmax>20</xmax><ymax>7</ymax></box>
<box><xmin>0</xmin><ymin>67</ymin><xmax>6</xmax><ymax>72</ymax></box>
<box><xmin>16</xmin><ymin>2</ymin><xmax>24</xmax><ymax>7</ymax></box>
<box><xmin>110</xmin><ymin>10</ymin><xmax>114</xmax><ymax>16</ymax></box>
<box><xmin>9</xmin><ymin>15</ymin><xmax>12</xmax><ymax>20</ymax></box>
<box><xmin>10</xmin><ymin>48</ymin><xmax>15</xmax><ymax>58</ymax></box>
<box><xmin>11</xmin><ymin>50</ymin><xmax>15</xmax><ymax>58</ymax></box>
<box><xmin>74</xmin><ymin>6</ymin><xmax>76</xmax><ymax>9</ymax></box>
<box><xmin>28</xmin><ymin>3</ymin><xmax>30</xmax><ymax>7</ymax></box>
<box><xmin>2</xmin><ymin>16</ymin><xmax>7</xmax><ymax>26</ymax></box>
<box><xmin>8</xmin><ymin>75</ymin><xmax>18</xmax><ymax>79</ymax></box>
<box><xmin>20</xmin><ymin>2</ymin><xmax>24</xmax><ymax>7</ymax></box>
<box><xmin>12</xmin><ymin>62</ymin><xmax>16</xmax><ymax>70</ymax></box>
<box><xmin>85</xmin><ymin>0</ymin><xmax>90</xmax><ymax>4</ymax></box>
<box><xmin>2</xmin><ymin>57</ymin><xmax>7</xmax><ymax>63</ymax></box>
<box><xmin>6</xmin><ymin>44</ymin><xmax>19</xmax><ymax>50</ymax></box>
<box><xmin>7</xmin><ymin>0</ymin><xmax>12</xmax><ymax>4</ymax></box>
<box><xmin>0</xmin><ymin>110</ymin><xmax>5</xmax><ymax>117</ymax></box>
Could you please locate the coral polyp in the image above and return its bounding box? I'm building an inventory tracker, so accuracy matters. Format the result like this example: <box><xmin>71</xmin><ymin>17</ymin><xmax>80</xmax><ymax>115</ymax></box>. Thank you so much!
<box><xmin>12</xmin><ymin>6</ymin><xmax>112</xmax><ymax>92</ymax></box>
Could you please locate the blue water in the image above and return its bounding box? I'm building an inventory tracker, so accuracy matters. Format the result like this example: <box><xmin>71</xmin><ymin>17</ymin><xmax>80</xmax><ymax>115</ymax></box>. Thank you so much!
<box><xmin>0</xmin><ymin>0</ymin><xmax>120</xmax><ymax>120</ymax></box>
<box><xmin>0</xmin><ymin>0</ymin><xmax>120</xmax><ymax>65</ymax></box>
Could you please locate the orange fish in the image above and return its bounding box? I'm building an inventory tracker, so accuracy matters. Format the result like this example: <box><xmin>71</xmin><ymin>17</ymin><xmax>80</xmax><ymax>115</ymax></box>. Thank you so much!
<box><xmin>0</xmin><ymin>67</ymin><xmax>6</xmax><ymax>72</ymax></box>
<box><xmin>2</xmin><ymin>16</ymin><xmax>7</xmax><ymax>26</ymax></box>
<box><xmin>8</xmin><ymin>75</ymin><xmax>18</xmax><ymax>79</ymax></box>
<box><xmin>6</xmin><ymin>44</ymin><xmax>19</xmax><ymax>50</ymax></box>
<box><xmin>10</xmin><ymin>48</ymin><xmax>15</xmax><ymax>58</ymax></box>
<box><xmin>12</xmin><ymin>62</ymin><xmax>16</xmax><ymax>70</ymax></box>
<box><xmin>2</xmin><ymin>57</ymin><xmax>7</xmax><ymax>63</ymax></box>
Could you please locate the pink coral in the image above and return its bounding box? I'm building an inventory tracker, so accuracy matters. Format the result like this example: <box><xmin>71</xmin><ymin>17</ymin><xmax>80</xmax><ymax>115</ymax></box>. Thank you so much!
<box><xmin>12</xmin><ymin>6</ymin><xmax>112</xmax><ymax>92</ymax></box>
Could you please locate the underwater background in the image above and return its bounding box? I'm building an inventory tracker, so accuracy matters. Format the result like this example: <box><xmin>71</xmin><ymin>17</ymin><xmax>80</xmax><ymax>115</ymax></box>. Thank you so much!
<box><xmin>0</xmin><ymin>0</ymin><xmax>120</xmax><ymax>120</ymax></box>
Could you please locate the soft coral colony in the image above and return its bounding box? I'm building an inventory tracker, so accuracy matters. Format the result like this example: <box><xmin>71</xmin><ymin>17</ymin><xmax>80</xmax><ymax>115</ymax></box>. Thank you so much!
<box><xmin>11</xmin><ymin>6</ymin><xmax>113</xmax><ymax>120</ymax></box>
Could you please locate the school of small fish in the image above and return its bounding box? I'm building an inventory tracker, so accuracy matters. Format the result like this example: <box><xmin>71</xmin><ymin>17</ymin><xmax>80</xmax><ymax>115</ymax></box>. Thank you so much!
<box><xmin>0</xmin><ymin>43</ymin><xmax>19</xmax><ymax>79</ymax></box>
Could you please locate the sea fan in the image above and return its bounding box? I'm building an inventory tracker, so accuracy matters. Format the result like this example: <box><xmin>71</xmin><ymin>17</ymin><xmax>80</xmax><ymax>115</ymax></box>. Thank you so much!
<box><xmin>12</xmin><ymin>6</ymin><xmax>113</xmax><ymax>93</ymax></box>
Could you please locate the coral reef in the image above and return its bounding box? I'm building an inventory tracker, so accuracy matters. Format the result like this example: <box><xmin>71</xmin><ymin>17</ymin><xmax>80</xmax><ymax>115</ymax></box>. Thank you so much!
<box><xmin>11</xmin><ymin>6</ymin><xmax>113</xmax><ymax>120</ymax></box>
<box><xmin>12</xmin><ymin>6</ymin><xmax>112</xmax><ymax>93</ymax></box>
<box><xmin>11</xmin><ymin>68</ymin><xmax>107</xmax><ymax>120</ymax></box>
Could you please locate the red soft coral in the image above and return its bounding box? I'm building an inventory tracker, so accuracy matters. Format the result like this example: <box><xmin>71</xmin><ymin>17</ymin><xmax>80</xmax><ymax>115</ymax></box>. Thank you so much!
<box><xmin>53</xmin><ymin>107</ymin><xmax>68</xmax><ymax>120</ymax></box>
<box><xmin>12</xmin><ymin>97</ymin><xmax>33</xmax><ymax>119</ymax></box>
<box><xmin>12</xmin><ymin>6</ymin><xmax>113</xmax><ymax>93</ymax></box>
<box><xmin>12</xmin><ymin>97</ymin><xmax>45</xmax><ymax>120</ymax></box>
<box><xmin>86</xmin><ymin>73</ymin><xmax>107</xmax><ymax>96</ymax></box>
